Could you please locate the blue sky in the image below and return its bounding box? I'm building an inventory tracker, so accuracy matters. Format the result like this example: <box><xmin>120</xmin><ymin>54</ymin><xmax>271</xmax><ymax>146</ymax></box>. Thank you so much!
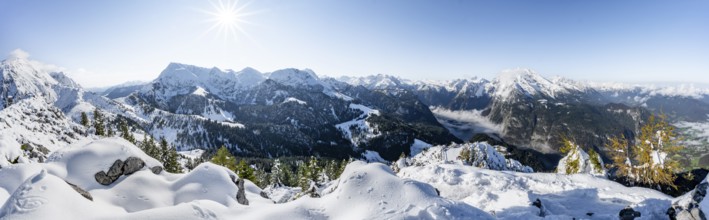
<box><xmin>1</xmin><ymin>0</ymin><xmax>708</xmax><ymax>87</ymax></box>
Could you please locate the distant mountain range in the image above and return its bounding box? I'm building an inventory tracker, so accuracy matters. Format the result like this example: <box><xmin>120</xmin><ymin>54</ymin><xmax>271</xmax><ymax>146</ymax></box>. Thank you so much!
<box><xmin>3</xmin><ymin>56</ymin><xmax>709</xmax><ymax>170</ymax></box>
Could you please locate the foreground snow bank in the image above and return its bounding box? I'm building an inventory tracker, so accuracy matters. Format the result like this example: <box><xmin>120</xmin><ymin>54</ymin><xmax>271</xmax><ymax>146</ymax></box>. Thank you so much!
<box><xmin>399</xmin><ymin>163</ymin><xmax>672</xmax><ymax>219</ymax></box>
<box><xmin>1</xmin><ymin>138</ymin><xmax>490</xmax><ymax>219</ymax></box>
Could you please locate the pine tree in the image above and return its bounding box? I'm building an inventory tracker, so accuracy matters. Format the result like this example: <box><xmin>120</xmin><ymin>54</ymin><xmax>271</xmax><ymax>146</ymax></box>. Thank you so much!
<box><xmin>211</xmin><ymin>146</ymin><xmax>236</xmax><ymax>171</ymax></box>
<box><xmin>93</xmin><ymin>109</ymin><xmax>105</xmax><ymax>136</ymax></box>
<box><xmin>118</xmin><ymin>120</ymin><xmax>135</xmax><ymax>144</ymax></box>
<box><xmin>159</xmin><ymin>137</ymin><xmax>169</xmax><ymax>163</ymax></box>
<box><xmin>236</xmin><ymin>160</ymin><xmax>256</xmax><ymax>183</ymax></box>
<box><xmin>296</xmin><ymin>161</ymin><xmax>309</xmax><ymax>190</ymax></box>
<box><xmin>107</xmin><ymin>126</ymin><xmax>115</xmax><ymax>136</ymax></box>
<box><xmin>559</xmin><ymin>138</ymin><xmax>580</xmax><ymax>174</ymax></box>
<box><xmin>297</xmin><ymin>156</ymin><xmax>322</xmax><ymax>197</ymax></box>
<box><xmin>269</xmin><ymin>159</ymin><xmax>284</xmax><ymax>187</ymax></box>
<box><xmin>280</xmin><ymin>163</ymin><xmax>296</xmax><ymax>187</ymax></box>
<box><xmin>140</xmin><ymin>134</ymin><xmax>149</xmax><ymax>152</ymax></box>
<box><xmin>608</xmin><ymin>114</ymin><xmax>683</xmax><ymax>187</ymax></box>
<box><xmin>142</xmin><ymin>136</ymin><xmax>161</xmax><ymax>160</ymax></box>
<box><xmin>338</xmin><ymin>159</ymin><xmax>349</xmax><ymax>178</ymax></box>
<box><xmin>457</xmin><ymin>147</ymin><xmax>471</xmax><ymax>165</ymax></box>
<box><xmin>163</xmin><ymin>145</ymin><xmax>182</xmax><ymax>173</ymax></box>
<box><xmin>253</xmin><ymin>167</ymin><xmax>269</xmax><ymax>188</ymax></box>
<box><xmin>324</xmin><ymin>160</ymin><xmax>339</xmax><ymax>181</ymax></box>
<box><xmin>80</xmin><ymin>112</ymin><xmax>89</xmax><ymax>127</ymax></box>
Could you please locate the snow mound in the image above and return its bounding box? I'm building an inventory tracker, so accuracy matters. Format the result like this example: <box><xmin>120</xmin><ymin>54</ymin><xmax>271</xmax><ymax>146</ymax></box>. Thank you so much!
<box><xmin>0</xmin><ymin>138</ymin><xmax>271</xmax><ymax>219</ymax></box>
<box><xmin>281</xmin><ymin>161</ymin><xmax>494</xmax><ymax>219</ymax></box>
<box><xmin>1</xmin><ymin>138</ymin><xmax>496</xmax><ymax>219</ymax></box>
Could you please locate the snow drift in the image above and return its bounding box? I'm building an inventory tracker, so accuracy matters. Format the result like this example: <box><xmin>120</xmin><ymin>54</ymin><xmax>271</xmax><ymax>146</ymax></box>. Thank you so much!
<box><xmin>0</xmin><ymin>138</ymin><xmax>489</xmax><ymax>219</ymax></box>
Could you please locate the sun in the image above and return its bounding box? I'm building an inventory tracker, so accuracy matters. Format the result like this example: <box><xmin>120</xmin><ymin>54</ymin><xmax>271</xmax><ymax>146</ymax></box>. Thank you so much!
<box><xmin>202</xmin><ymin>0</ymin><xmax>254</xmax><ymax>42</ymax></box>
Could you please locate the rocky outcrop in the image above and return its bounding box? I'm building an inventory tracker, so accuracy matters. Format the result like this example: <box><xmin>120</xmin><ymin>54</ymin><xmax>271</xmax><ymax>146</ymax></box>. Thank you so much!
<box><xmin>95</xmin><ymin>157</ymin><xmax>148</xmax><ymax>185</ymax></box>
<box><xmin>619</xmin><ymin>207</ymin><xmax>641</xmax><ymax>220</ymax></box>
<box><xmin>668</xmin><ymin>182</ymin><xmax>708</xmax><ymax>220</ymax></box>
<box><xmin>236</xmin><ymin>178</ymin><xmax>249</xmax><ymax>205</ymax></box>
<box><xmin>65</xmin><ymin>181</ymin><xmax>93</xmax><ymax>201</ymax></box>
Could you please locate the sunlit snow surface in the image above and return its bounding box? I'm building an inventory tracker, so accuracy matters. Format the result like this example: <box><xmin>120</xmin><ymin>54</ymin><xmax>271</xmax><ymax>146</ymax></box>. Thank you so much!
<box><xmin>2</xmin><ymin>138</ymin><xmax>707</xmax><ymax>219</ymax></box>
<box><xmin>0</xmin><ymin>138</ymin><xmax>493</xmax><ymax>219</ymax></box>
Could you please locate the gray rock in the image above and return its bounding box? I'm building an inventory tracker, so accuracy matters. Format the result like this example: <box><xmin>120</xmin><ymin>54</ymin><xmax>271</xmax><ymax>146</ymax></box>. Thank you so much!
<box><xmin>236</xmin><ymin>178</ymin><xmax>249</xmax><ymax>205</ymax></box>
<box><xmin>619</xmin><ymin>207</ymin><xmax>641</xmax><ymax>220</ymax></box>
<box><xmin>532</xmin><ymin>198</ymin><xmax>547</xmax><ymax>217</ymax></box>
<box><xmin>150</xmin><ymin>166</ymin><xmax>163</xmax><ymax>175</ymax></box>
<box><xmin>94</xmin><ymin>171</ymin><xmax>118</xmax><ymax>185</ymax></box>
<box><xmin>66</xmin><ymin>181</ymin><xmax>93</xmax><ymax>201</ymax></box>
<box><xmin>106</xmin><ymin>159</ymin><xmax>124</xmax><ymax>179</ymax></box>
<box><xmin>669</xmin><ymin>182</ymin><xmax>708</xmax><ymax>220</ymax></box>
<box><xmin>122</xmin><ymin>157</ymin><xmax>145</xmax><ymax>175</ymax></box>
<box><xmin>260</xmin><ymin>191</ymin><xmax>270</xmax><ymax>199</ymax></box>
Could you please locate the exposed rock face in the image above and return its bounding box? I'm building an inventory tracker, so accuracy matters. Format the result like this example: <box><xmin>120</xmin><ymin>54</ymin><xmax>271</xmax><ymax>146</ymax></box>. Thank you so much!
<box><xmin>65</xmin><ymin>181</ymin><xmax>93</xmax><ymax>201</ymax></box>
<box><xmin>668</xmin><ymin>182</ymin><xmax>708</xmax><ymax>220</ymax></box>
<box><xmin>150</xmin><ymin>166</ymin><xmax>163</xmax><ymax>175</ymax></box>
<box><xmin>95</xmin><ymin>157</ymin><xmax>148</xmax><ymax>185</ymax></box>
<box><xmin>122</xmin><ymin>157</ymin><xmax>145</xmax><ymax>175</ymax></box>
<box><xmin>619</xmin><ymin>207</ymin><xmax>641</xmax><ymax>220</ymax></box>
<box><xmin>236</xmin><ymin>178</ymin><xmax>249</xmax><ymax>205</ymax></box>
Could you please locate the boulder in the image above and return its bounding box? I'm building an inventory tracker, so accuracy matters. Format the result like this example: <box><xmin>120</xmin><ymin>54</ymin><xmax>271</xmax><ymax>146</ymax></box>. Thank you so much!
<box><xmin>122</xmin><ymin>157</ymin><xmax>145</xmax><ymax>175</ymax></box>
<box><xmin>66</xmin><ymin>181</ymin><xmax>93</xmax><ymax>201</ymax></box>
<box><xmin>150</xmin><ymin>166</ymin><xmax>163</xmax><ymax>174</ymax></box>
<box><xmin>94</xmin><ymin>171</ymin><xmax>117</xmax><ymax>185</ymax></box>
<box><xmin>619</xmin><ymin>207</ymin><xmax>641</xmax><ymax>220</ymax></box>
<box><xmin>236</xmin><ymin>178</ymin><xmax>249</xmax><ymax>205</ymax></box>
<box><xmin>106</xmin><ymin>159</ymin><xmax>124</xmax><ymax>179</ymax></box>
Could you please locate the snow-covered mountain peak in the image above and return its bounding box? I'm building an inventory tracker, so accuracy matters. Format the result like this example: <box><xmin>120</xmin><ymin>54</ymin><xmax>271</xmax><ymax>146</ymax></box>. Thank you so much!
<box><xmin>1</xmin><ymin>54</ymin><xmax>60</xmax><ymax>108</ymax></box>
<box><xmin>269</xmin><ymin>68</ymin><xmax>323</xmax><ymax>87</ymax></box>
<box><xmin>157</xmin><ymin>62</ymin><xmax>212</xmax><ymax>83</ymax></box>
<box><xmin>492</xmin><ymin>68</ymin><xmax>570</xmax><ymax>100</ymax></box>
<box><xmin>234</xmin><ymin>67</ymin><xmax>265</xmax><ymax>86</ymax></box>
<box><xmin>337</xmin><ymin>74</ymin><xmax>411</xmax><ymax>90</ymax></box>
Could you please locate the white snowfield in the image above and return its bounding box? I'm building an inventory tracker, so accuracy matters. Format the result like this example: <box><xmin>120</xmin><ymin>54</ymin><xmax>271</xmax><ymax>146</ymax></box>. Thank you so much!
<box><xmin>399</xmin><ymin>164</ymin><xmax>673</xmax><ymax>219</ymax></box>
<box><xmin>0</xmin><ymin>138</ymin><xmax>493</xmax><ymax>219</ymax></box>
<box><xmin>2</xmin><ymin>138</ymin><xmax>709</xmax><ymax>219</ymax></box>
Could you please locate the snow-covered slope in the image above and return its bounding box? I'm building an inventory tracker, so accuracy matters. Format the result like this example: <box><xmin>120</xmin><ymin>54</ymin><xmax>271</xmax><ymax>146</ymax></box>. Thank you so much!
<box><xmin>0</xmin><ymin>138</ymin><xmax>492</xmax><ymax>219</ymax></box>
<box><xmin>0</xmin><ymin>97</ymin><xmax>87</xmax><ymax>164</ymax></box>
<box><xmin>398</xmin><ymin>163</ymin><xmax>672</xmax><ymax>219</ymax></box>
